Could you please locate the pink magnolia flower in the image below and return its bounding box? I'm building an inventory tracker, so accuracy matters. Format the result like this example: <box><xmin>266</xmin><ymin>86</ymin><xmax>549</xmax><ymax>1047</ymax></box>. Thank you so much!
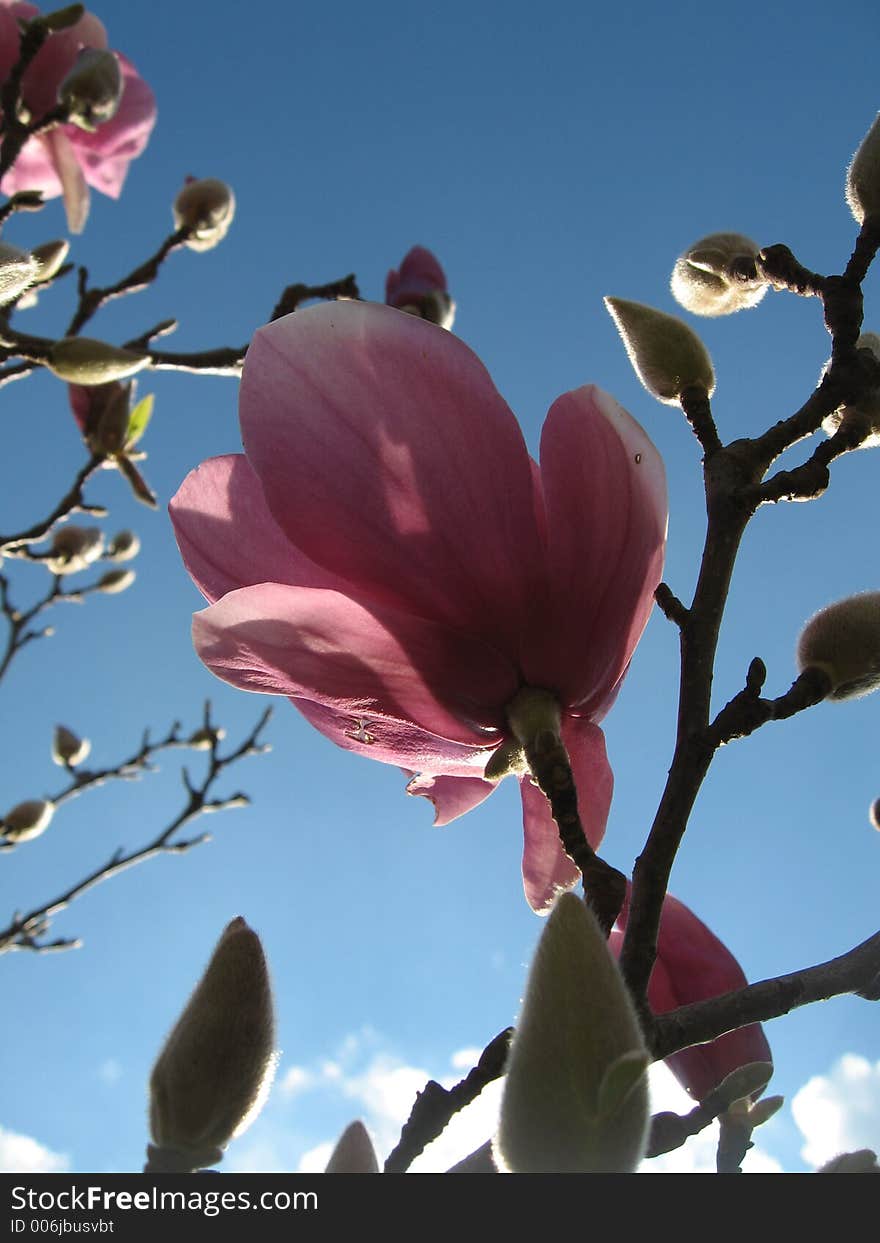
<box><xmin>386</xmin><ymin>244</ymin><xmax>455</xmax><ymax>329</ymax></box>
<box><xmin>0</xmin><ymin>1</ymin><xmax>156</xmax><ymax>232</ymax></box>
<box><xmin>610</xmin><ymin>893</ymin><xmax>772</xmax><ymax>1101</ymax></box>
<box><xmin>170</xmin><ymin>301</ymin><xmax>667</xmax><ymax>911</ymax></box>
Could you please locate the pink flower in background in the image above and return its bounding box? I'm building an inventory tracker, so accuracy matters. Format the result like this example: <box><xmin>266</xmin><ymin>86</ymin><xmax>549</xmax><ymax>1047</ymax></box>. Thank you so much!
<box><xmin>386</xmin><ymin>244</ymin><xmax>455</xmax><ymax>329</ymax></box>
<box><xmin>170</xmin><ymin>301</ymin><xmax>667</xmax><ymax>911</ymax></box>
<box><xmin>0</xmin><ymin>1</ymin><xmax>156</xmax><ymax>231</ymax></box>
<box><xmin>610</xmin><ymin>893</ymin><xmax>772</xmax><ymax>1101</ymax></box>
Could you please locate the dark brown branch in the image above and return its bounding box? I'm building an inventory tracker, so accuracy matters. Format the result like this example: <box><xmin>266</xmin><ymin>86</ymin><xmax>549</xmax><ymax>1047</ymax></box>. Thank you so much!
<box><xmin>707</xmin><ymin>663</ymin><xmax>831</xmax><ymax>748</ymax></box>
<box><xmin>384</xmin><ymin>1028</ymin><xmax>512</xmax><ymax>1173</ymax></box>
<box><xmin>0</xmin><ymin>704</ymin><xmax>272</xmax><ymax>953</ymax></box>
<box><xmin>269</xmin><ymin>274</ymin><xmax>360</xmax><ymax>322</ymax></box>
<box><xmin>0</xmin><ymin>453</ymin><xmax>104</xmax><ymax>551</ymax></box>
<box><xmin>654</xmin><ymin>582</ymin><xmax>689</xmax><ymax>628</ymax></box>
<box><xmin>679</xmin><ymin>386</ymin><xmax>723</xmax><ymax>458</ymax></box>
<box><xmin>66</xmin><ymin>229</ymin><xmax>191</xmax><ymax>337</ymax></box>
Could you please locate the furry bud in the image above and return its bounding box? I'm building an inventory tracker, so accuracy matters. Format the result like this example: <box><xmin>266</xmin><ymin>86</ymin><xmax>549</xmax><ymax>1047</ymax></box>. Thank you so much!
<box><xmin>105</xmin><ymin>530</ymin><xmax>140</xmax><ymax>562</ymax></box>
<box><xmin>0</xmin><ymin>241</ymin><xmax>38</xmax><ymax>305</ymax></box>
<box><xmin>47</xmin><ymin>338</ymin><xmax>150</xmax><ymax>385</ymax></box>
<box><xmin>821</xmin><ymin>332</ymin><xmax>880</xmax><ymax>448</ymax></box>
<box><xmin>96</xmin><ymin>568</ymin><xmax>135</xmax><ymax>594</ymax></box>
<box><xmin>846</xmin><ymin>114</ymin><xmax>880</xmax><ymax>225</ymax></box>
<box><xmin>324</xmin><ymin>1121</ymin><xmax>379</xmax><ymax>1173</ymax></box>
<box><xmin>29</xmin><ymin>239</ymin><xmax>70</xmax><ymax>283</ymax></box>
<box><xmin>495</xmin><ymin>893</ymin><xmax>649</xmax><ymax>1173</ymax></box>
<box><xmin>58</xmin><ymin>49</ymin><xmax>123</xmax><ymax>131</ymax></box>
<box><xmin>2</xmin><ymin>799</ymin><xmax>55</xmax><ymax>843</ymax></box>
<box><xmin>47</xmin><ymin>525</ymin><xmax>104</xmax><ymax>574</ymax></box>
<box><xmin>52</xmin><ymin>725</ymin><xmax>90</xmax><ymax>767</ymax></box>
<box><xmin>605</xmin><ymin>297</ymin><xmax>715</xmax><ymax>404</ymax></box>
<box><xmin>148</xmin><ymin>917</ymin><xmax>276</xmax><ymax>1169</ymax></box>
<box><xmin>670</xmin><ymin>232</ymin><xmax>768</xmax><ymax>317</ymax></box>
<box><xmin>173</xmin><ymin>178</ymin><xmax>236</xmax><ymax>252</ymax></box>
<box><xmin>797</xmin><ymin>592</ymin><xmax>880</xmax><ymax>700</ymax></box>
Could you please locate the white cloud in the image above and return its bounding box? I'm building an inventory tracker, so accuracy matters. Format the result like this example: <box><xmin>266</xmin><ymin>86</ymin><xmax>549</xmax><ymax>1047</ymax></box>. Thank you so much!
<box><xmin>97</xmin><ymin>1059</ymin><xmax>122</xmax><ymax>1086</ymax></box>
<box><xmin>297</xmin><ymin>1141</ymin><xmax>334</xmax><ymax>1173</ymax></box>
<box><xmin>279</xmin><ymin>1065</ymin><xmax>315</xmax><ymax>1096</ymax></box>
<box><xmin>0</xmin><ymin>1126</ymin><xmax>68</xmax><ymax>1173</ymax></box>
<box><xmin>450</xmin><ymin>1047</ymin><xmax>483</xmax><ymax>1071</ymax></box>
<box><xmin>792</xmin><ymin>1053</ymin><xmax>880</xmax><ymax>1168</ymax></box>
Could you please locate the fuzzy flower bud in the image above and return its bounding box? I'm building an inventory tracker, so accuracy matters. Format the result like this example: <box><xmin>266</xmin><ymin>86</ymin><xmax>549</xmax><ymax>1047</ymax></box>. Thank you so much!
<box><xmin>173</xmin><ymin>178</ymin><xmax>236</xmax><ymax>252</ymax></box>
<box><xmin>846</xmin><ymin>113</ymin><xmax>880</xmax><ymax>225</ymax></box>
<box><xmin>495</xmin><ymin>893</ymin><xmax>649</xmax><ymax>1173</ymax></box>
<box><xmin>47</xmin><ymin>525</ymin><xmax>104</xmax><ymax>574</ymax></box>
<box><xmin>148</xmin><ymin>917</ymin><xmax>276</xmax><ymax>1170</ymax></box>
<box><xmin>670</xmin><ymin>232</ymin><xmax>768</xmax><ymax>317</ymax></box>
<box><xmin>2</xmin><ymin>799</ymin><xmax>55</xmax><ymax>843</ymax></box>
<box><xmin>187</xmin><ymin>726</ymin><xmax>226</xmax><ymax>751</ymax></box>
<box><xmin>821</xmin><ymin>332</ymin><xmax>880</xmax><ymax>448</ymax></box>
<box><xmin>0</xmin><ymin>241</ymin><xmax>38</xmax><ymax>305</ymax></box>
<box><xmin>96</xmin><ymin>568</ymin><xmax>135</xmax><ymax>594</ymax></box>
<box><xmin>324</xmin><ymin>1121</ymin><xmax>379</xmax><ymax>1173</ymax></box>
<box><xmin>870</xmin><ymin>798</ymin><xmax>880</xmax><ymax>831</ymax></box>
<box><xmin>605</xmin><ymin>296</ymin><xmax>715</xmax><ymax>405</ymax></box>
<box><xmin>52</xmin><ymin>724</ymin><xmax>90</xmax><ymax>767</ymax></box>
<box><xmin>47</xmin><ymin>338</ymin><xmax>150</xmax><ymax>386</ymax></box>
<box><xmin>29</xmin><ymin>240</ymin><xmax>70</xmax><ymax>284</ymax></box>
<box><xmin>58</xmin><ymin>48</ymin><xmax>123</xmax><ymax>132</ymax></box>
<box><xmin>105</xmin><ymin>530</ymin><xmax>140</xmax><ymax>561</ymax></box>
<box><xmin>797</xmin><ymin>591</ymin><xmax>880</xmax><ymax>700</ymax></box>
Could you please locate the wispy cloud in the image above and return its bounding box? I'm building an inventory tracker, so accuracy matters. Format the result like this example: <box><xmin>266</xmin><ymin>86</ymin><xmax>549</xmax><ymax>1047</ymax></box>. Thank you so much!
<box><xmin>0</xmin><ymin>1126</ymin><xmax>69</xmax><ymax>1174</ymax></box>
<box><xmin>792</xmin><ymin>1053</ymin><xmax>880</xmax><ymax>1167</ymax></box>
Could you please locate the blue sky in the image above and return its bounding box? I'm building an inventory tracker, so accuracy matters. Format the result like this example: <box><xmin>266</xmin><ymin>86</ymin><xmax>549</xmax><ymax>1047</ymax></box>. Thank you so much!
<box><xmin>0</xmin><ymin>0</ymin><xmax>878</xmax><ymax>1174</ymax></box>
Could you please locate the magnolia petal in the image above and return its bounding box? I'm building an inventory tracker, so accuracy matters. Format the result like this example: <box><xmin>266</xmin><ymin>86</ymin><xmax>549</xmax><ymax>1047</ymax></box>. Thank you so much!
<box><xmin>45</xmin><ymin>128</ymin><xmax>90</xmax><ymax>233</ymax></box>
<box><xmin>519</xmin><ymin>717</ymin><xmax>612</xmax><ymax>914</ymax></box>
<box><xmin>405</xmin><ymin>771</ymin><xmax>497</xmax><ymax>825</ymax></box>
<box><xmin>193</xmin><ymin>583</ymin><xmax>517</xmax><ymax>745</ymax></box>
<box><xmin>170</xmin><ymin>455</ymin><xmax>350</xmax><ymax>605</ymax></box>
<box><xmin>291</xmin><ymin>696</ymin><xmax>498</xmax><ymax>775</ymax></box>
<box><xmin>239</xmin><ymin>301</ymin><xmax>546</xmax><ymax>654</ymax></box>
<box><xmin>528</xmin><ymin>385</ymin><xmax>667</xmax><ymax>714</ymax></box>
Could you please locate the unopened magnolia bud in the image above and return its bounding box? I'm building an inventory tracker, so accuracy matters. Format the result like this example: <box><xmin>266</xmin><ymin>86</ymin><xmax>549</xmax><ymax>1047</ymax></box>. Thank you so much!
<box><xmin>2</xmin><ymin>799</ymin><xmax>55</xmax><ymax>843</ymax></box>
<box><xmin>0</xmin><ymin>241</ymin><xmax>38</xmax><ymax>305</ymax></box>
<box><xmin>821</xmin><ymin>332</ymin><xmax>880</xmax><ymax>448</ymax></box>
<box><xmin>404</xmin><ymin>290</ymin><xmax>455</xmax><ymax>330</ymax></box>
<box><xmin>52</xmin><ymin>724</ymin><xmax>90</xmax><ymax>767</ymax></box>
<box><xmin>797</xmin><ymin>591</ymin><xmax>880</xmax><ymax>700</ymax></box>
<box><xmin>495</xmin><ymin>893</ymin><xmax>649</xmax><ymax>1174</ymax></box>
<box><xmin>670</xmin><ymin>232</ymin><xmax>768</xmax><ymax>317</ymax></box>
<box><xmin>324</xmin><ymin>1121</ymin><xmax>379</xmax><ymax>1173</ymax></box>
<box><xmin>846</xmin><ymin>114</ymin><xmax>880</xmax><ymax>225</ymax></box>
<box><xmin>29</xmin><ymin>239</ymin><xmax>70</xmax><ymax>283</ymax></box>
<box><xmin>58</xmin><ymin>48</ymin><xmax>122</xmax><ymax>131</ymax></box>
<box><xmin>96</xmin><ymin>568</ymin><xmax>135</xmax><ymax>594</ymax></box>
<box><xmin>187</xmin><ymin>726</ymin><xmax>226</xmax><ymax>750</ymax></box>
<box><xmin>149</xmin><ymin>917</ymin><xmax>276</xmax><ymax>1168</ymax></box>
<box><xmin>47</xmin><ymin>525</ymin><xmax>104</xmax><ymax>574</ymax></box>
<box><xmin>105</xmin><ymin>530</ymin><xmax>140</xmax><ymax>561</ymax></box>
<box><xmin>870</xmin><ymin>798</ymin><xmax>880</xmax><ymax>831</ymax></box>
<box><xmin>605</xmin><ymin>297</ymin><xmax>715</xmax><ymax>405</ymax></box>
<box><xmin>47</xmin><ymin>338</ymin><xmax>150</xmax><ymax>386</ymax></box>
<box><xmin>173</xmin><ymin>178</ymin><xmax>236</xmax><ymax>252</ymax></box>
<box><xmin>94</xmin><ymin>385</ymin><xmax>132</xmax><ymax>455</ymax></box>
<box><xmin>817</xmin><ymin>1149</ymin><xmax>880</xmax><ymax>1173</ymax></box>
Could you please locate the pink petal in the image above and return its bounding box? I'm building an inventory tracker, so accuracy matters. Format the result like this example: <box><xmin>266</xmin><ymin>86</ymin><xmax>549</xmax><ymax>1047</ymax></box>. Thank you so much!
<box><xmin>1</xmin><ymin>132</ymin><xmax>62</xmax><ymax>198</ymax></box>
<box><xmin>192</xmin><ymin>582</ymin><xmax>518</xmax><ymax>744</ymax></box>
<box><xmin>239</xmin><ymin>301</ymin><xmax>546</xmax><ymax>655</ymax></box>
<box><xmin>170</xmin><ymin>455</ymin><xmax>350</xmax><ymax>605</ymax></box>
<box><xmin>45</xmin><ymin>127</ymin><xmax>89</xmax><ymax>233</ymax></box>
<box><xmin>386</xmin><ymin>245</ymin><xmax>448</xmax><ymax>305</ymax></box>
<box><xmin>518</xmin><ymin>717</ymin><xmax>613</xmax><ymax>913</ymax></box>
<box><xmin>292</xmin><ymin>696</ymin><xmax>497</xmax><ymax>775</ymax></box>
<box><xmin>405</xmin><ymin>772</ymin><xmax>497</xmax><ymax>825</ymax></box>
<box><xmin>527</xmin><ymin>385</ymin><xmax>667</xmax><ymax>715</ymax></box>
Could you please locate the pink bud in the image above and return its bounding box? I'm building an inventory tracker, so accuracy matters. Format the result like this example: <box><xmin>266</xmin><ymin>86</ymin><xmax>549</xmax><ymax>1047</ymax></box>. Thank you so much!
<box><xmin>385</xmin><ymin>245</ymin><xmax>455</xmax><ymax>329</ymax></box>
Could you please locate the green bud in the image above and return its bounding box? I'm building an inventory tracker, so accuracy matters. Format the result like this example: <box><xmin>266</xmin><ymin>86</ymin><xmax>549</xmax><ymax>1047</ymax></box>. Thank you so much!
<box><xmin>148</xmin><ymin>917</ymin><xmax>276</xmax><ymax>1170</ymax></box>
<box><xmin>797</xmin><ymin>591</ymin><xmax>880</xmax><ymax>700</ymax></box>
<box><xmin>0</xmin><ymin>241</ymin><xmax>38</xmax><ymax>305</ymax></box>
<box><xmin>58</xmin><ymin>48</ymin><xmax>122</xmax><ymax>131</ymax></box>
<box><xmin>52</xmin><ymin>724</ymin><xmax>90</xmax><ymax>767</ymax></box>
<box><xmin>47</xmin><ymin>337</ymin><xmax>150</xmax><ymax>385</ymax></box>
<box><xmin>96</xmin><ymin>568</ymin><xmax>135</xmax><ymax>594</ymax></box>
<box><xmin>605</xmin><ymin>296</ymin><xmax>715</xmax><ymax>405</ymax></box>
<box><xmin>495</xmin><ymin>893</ymin><xmax>649</xmax><ymax>1173</ymax></box>
<box><xmin>2</xmin><ymin>799</ymin><xmax>55</xmax><ymax>843</ymax></box>
<box><xmin>324</xmin><ymin>1121</ymin><xmax>379</xmax><ymax>1173</ymax></box>
<box><xmin>29</xmin><ymin>239</ymin><xmax>70</xmax><ymax>283</ymax></box>
<box><xmin>846</xmin><ymin>113</ymin><xmax>880</xmax><ymax>225</ymax></box>
<box><xmin>670</xmin><ymin>232</ymin><xmax>768</xmax><ymax>317</ymax></box>
<box><xmin>173</xmin><ymin>178</ymin><xmax>236</xmax><ymax>252</ymax></box>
